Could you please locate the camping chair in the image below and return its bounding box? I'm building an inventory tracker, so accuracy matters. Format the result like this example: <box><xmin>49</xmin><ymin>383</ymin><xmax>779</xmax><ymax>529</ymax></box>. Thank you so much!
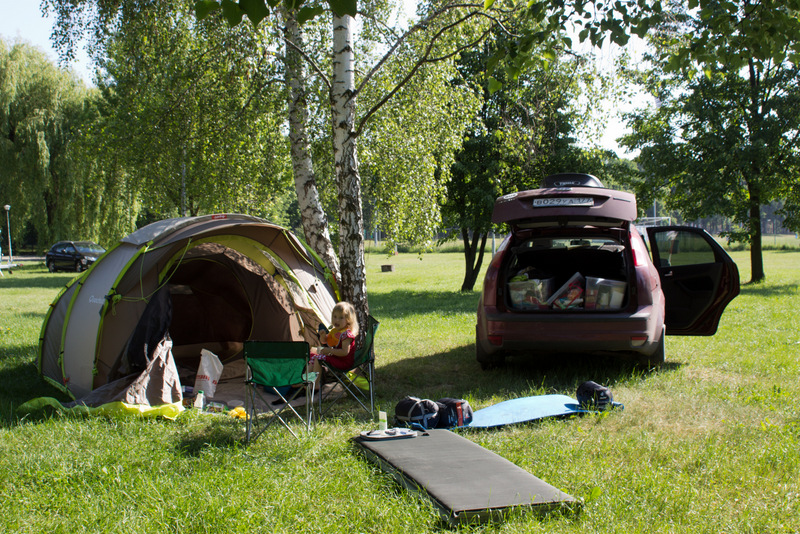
<box><xmin>244</xmin><ymin>341</ymin><xmax>317</xmax><ymax>442</ymax></box>
<box><xmin>318</xmin><ymin>315</ymin><xmax>378</xmax><ymax>417</ymax></box>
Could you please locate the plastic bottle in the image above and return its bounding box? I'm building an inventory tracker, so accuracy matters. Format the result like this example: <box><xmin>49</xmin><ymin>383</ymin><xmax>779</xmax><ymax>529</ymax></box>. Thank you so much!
<box><xmin>194</xmin><ymin>390</ymin><xmax>205</xmax><ymax>410</ymax></box>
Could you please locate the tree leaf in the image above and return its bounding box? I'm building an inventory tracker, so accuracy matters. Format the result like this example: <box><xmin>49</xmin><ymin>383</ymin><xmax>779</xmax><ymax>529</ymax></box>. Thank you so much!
<box><xmin>488</xmin><ymin>76</ymin><xmax>503</xmax><ymax>94</ymax></box>
<box><xmin>485</xmin><ymin>0</ymin><xmax>496</xmax><ymax>8</ymax></box>
<box><xmin>297</xmin><ymin>5</ymin><xmax>325</xmax><ymax>23</ymax></box>
<box><xmin>239</xmin><ymin>0</ymin><xmax>270</xmax><ymax>26</ymax></box>
<box><xmin>327</xmin><ymin>0</ymin><xmax>357</xmax><ymax>17</ymax></box>
<box><xmin>220</xmin><ymin>0</ymin><xmax>244</xmax><ymax>26</ymax></box>
<box><xmin>195</xmin><ymin>0</ymin><xmax>221</xmax><ymax>20</ymax></box>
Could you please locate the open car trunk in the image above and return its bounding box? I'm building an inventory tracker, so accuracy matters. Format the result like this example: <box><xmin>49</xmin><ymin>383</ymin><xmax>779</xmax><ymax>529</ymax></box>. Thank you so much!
<box><xmin>501</xmin><ymin>227</ymin><xmax>634</xmax><ymax>313</ymax></box>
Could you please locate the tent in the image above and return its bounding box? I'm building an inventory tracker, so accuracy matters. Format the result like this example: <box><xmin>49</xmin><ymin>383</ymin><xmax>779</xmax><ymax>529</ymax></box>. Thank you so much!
<box><xmin>38</xmin><ymin>214</ymin><xmax>339</xmax><ymax>403</ymax></box>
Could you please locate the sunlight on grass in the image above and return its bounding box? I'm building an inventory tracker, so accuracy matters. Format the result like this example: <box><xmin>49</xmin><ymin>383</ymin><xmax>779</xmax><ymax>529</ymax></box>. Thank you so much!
<box><xmin>1</xmin><ymin>250</ymin><xmax>799</xmax><ymax>533</ymax></box>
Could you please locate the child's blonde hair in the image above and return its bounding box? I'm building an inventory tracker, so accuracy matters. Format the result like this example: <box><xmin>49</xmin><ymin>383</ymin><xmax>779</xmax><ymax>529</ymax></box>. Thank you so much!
<box><xmin>332</xmin><ymin>301</ymin><xmax>359</xmax><ymax>337</ymax></box>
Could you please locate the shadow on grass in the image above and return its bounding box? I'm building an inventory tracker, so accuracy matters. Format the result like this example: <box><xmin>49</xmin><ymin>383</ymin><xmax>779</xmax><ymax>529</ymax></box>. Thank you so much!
<box><xmin>375</xmin><ymin>344</ymin><xmax>681</xmax><ymax>406</ymax></box>
<box><xmin>0</xmin><ymin>273</ymin><xmax>74</xmax><ymax>290</ymax></box>
<box><xmin>739</xmin><ymin>282</ymin><xmax>799</xmax><ymax>297</ymax></box>
<box><xmin>370</xmin><ymin>289</ymin><xmax>479</xmax><ymax>318</ymax></box>
<box><xmin>0</xmin><ymin>357</ymin><xmax>72</xmax><ymax>427</ymax></box>
<box><xmin>177</xmin><ymin>417</ymin><xmax>244</xmax><ymax>455</ymax></box>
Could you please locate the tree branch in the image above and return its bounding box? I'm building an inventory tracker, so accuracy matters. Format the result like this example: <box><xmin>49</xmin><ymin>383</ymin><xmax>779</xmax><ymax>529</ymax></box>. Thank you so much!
<box><xmin>356</xmin><ymin>9</ymin><xmax>508</xmax><ymax>136</ymax></box>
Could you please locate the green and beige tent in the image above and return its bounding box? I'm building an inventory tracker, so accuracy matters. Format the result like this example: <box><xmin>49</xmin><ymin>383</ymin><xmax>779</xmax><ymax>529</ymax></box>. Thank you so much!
<box><xmin>38</xmin><ymin>214</ymin><xmax>338</xmax><ymax>405</ymax></box>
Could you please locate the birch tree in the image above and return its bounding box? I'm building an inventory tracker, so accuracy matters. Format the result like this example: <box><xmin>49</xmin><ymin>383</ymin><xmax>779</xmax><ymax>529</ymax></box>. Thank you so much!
<box><xmin>283</xmin><ymin>12</ymin><xmax>341</xmax><ymax>282</ymax></box>
<box><xmin>196</xmin><ymin>0</ymin><xmax>500</xmax><ymax>326</ymax></box>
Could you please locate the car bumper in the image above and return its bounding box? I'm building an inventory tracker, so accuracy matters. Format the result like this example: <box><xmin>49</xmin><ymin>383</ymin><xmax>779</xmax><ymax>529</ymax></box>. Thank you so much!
<box><xmin>477</xmin><ymin>305</ymin><xmax>663</xmax><ymax>356</ymax></box>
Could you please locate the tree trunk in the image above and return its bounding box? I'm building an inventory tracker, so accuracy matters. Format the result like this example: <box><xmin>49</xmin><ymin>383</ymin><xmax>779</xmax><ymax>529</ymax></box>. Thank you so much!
<box><xmin>331</xmin><ymin>13</ymin><xmax>369</xmax><ymax>329</ymax></box>
<box><xmin>282</xmin><ymin>14</ymin><xmax>341</xmax><ymax>283</ymax></box>
<box><xmin>746</xmin><ymin>59</ymin><xmax>765</xmax><ymax>284</ymax></box>
<box><xmin>460</xmin><ymin>227</ymin><xmax>488</xmax><ymax>291</ymax></box>
<box><xmin>748</xmin><ymin>184</ymin><xmax>765</xmax><ymax>283</ymax></box>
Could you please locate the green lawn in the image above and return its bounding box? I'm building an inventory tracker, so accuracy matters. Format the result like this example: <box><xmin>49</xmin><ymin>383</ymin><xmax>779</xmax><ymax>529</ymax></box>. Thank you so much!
<box><xmin>1</xmin><ymin>249</ymin><xmax>798</xmax><ymax>533</ymax></box>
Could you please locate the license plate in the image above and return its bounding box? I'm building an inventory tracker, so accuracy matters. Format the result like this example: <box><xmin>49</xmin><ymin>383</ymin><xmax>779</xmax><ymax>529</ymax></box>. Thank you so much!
<box><xmin>532</xmin><ymin>197</ymin><xmax>593</xmax><ymax>207</ymax></box>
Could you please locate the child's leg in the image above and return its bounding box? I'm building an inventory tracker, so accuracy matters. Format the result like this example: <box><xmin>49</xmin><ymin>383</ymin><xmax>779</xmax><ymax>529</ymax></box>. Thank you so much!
<box><xmin>309</xmin><ymin>355</ymin><xmax>323</xmax><ymax>388</ymax></box>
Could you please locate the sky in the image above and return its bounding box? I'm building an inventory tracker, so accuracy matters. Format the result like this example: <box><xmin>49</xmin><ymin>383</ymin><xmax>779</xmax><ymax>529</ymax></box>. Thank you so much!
<box><xmin>0</xmin><ymin>0</ymin><xmax>93</xmax><ymax>83</ymax></box>
<box><xmin>0</xmin><ymin>0</ymin><xmax>635</xmax><ymax>155</ymax></box>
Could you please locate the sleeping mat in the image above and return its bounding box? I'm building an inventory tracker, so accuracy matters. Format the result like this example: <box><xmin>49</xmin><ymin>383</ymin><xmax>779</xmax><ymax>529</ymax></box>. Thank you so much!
<box><xmin>352</xmin><ymin>429</ymin><xmax>579</xmax><ymax>525</ymax></box>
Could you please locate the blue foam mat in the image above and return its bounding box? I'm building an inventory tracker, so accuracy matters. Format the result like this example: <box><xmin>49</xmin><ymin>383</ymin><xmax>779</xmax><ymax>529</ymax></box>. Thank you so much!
<box><xmin>467</xmin><ymin>394</ymin><xmax>590</xmax><ymax>428</ymax></box>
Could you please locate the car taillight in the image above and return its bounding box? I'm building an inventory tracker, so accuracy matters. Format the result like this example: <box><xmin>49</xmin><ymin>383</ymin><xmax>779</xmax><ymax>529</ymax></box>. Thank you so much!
<box><xmin>630</xmin><ymin>232</ymin><xmax>649</xmax><ymax>267</ymax></box>
<box><xmin>488</xmin><ymin>335</ymin><xmax>503</xmax><ymax>346</ymax></box>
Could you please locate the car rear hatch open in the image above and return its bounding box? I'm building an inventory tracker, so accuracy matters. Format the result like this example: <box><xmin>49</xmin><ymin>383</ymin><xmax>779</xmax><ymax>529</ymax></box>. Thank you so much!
<box><xmin>492</xmin><ymin>187</ymin><xmax>637</xmax><ymax>228</ymax></box>
<box><xmin>493</xmin><ymin>187</ymin><xmax>639</xmax><ymax>314</ymax></box>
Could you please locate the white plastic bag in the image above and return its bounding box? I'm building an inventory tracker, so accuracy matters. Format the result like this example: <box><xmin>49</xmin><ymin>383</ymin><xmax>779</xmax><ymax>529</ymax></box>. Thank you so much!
<box><xmin>194</xmin><ymin>349</ymin><xmax>223</xmax><ymax>398</ymax></box>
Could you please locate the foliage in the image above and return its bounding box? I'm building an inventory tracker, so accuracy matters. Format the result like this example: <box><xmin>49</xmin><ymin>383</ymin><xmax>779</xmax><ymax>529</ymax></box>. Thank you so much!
<box><xmin>199</xmin><ymin>0</ymin><xmax>665</xmax><ymax>83</ymax></box>
<box><xmin>361</xmin><ymin>59</ymin><xmax>481</xmax><ymax>249</ymax></box>
<box><xmin>660</xmin><ymin>0</ymin><xmax>800</xmax><ymax>73</ymax></box>
<box><xmin>620</xmin><ymin>0</ymin><xmax>800</xmax><ymax>282</ymax></box>
<box><xmin>93</xmin><ymin>0</ymin><xmax>292</xmax><ymax>219</ymax></box>
<box><xmin>0</xmin><ymin>39</ymin><xmax>128</xmax><ymax>250</ymax></box>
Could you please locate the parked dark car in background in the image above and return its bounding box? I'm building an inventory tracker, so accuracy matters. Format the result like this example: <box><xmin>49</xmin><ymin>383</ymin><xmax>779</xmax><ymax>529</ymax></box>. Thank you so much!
<box><xmin>45</xmin><ymin>241</ymin><xmax>106</xmax><ymax>272</ymax></box>
<box><xmin>476</xmin><ymin>173</ymin><xmax>740</xmax><ymax>368</ymax></box>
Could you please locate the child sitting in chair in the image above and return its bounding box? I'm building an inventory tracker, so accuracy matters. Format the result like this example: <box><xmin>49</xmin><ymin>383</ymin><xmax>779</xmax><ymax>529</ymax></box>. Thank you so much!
<box><xmin>313</xmin><ymin>301</ymin><xmax>360</xmax><ymax>371</ymax></box>
<box><xmin>272</xmin><ymin>302</ymin><xmax>361</xmax><ymax>405</ymax></box>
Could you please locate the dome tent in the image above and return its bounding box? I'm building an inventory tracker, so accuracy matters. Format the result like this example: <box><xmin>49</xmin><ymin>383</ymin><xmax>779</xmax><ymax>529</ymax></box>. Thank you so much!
<box><xmin>38</xmin><ymin>214</ymin><xmax>338</xmax><ymax>402</ymax></box>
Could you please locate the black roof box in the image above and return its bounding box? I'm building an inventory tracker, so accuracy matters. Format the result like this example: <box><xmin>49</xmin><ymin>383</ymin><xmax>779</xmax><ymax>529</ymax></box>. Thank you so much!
<box><xmin>542</xmin><ymin>173</ymin><xmax>604</xmax><ymax>188</ymax></box>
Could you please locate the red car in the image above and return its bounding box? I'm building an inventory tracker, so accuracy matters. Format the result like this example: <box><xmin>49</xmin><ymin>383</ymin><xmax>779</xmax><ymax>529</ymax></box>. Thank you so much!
<box><xmin>476</xmin><ymin>173</ymin><xmax>740</xmax><ymax>368</ymax></box>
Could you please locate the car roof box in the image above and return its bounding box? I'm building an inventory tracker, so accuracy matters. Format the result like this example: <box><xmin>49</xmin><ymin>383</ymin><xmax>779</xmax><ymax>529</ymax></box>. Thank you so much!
<box><xmin>543</xmin><ymin>173</ymin><xmax>604</xmax><ymax>188</ymax></box>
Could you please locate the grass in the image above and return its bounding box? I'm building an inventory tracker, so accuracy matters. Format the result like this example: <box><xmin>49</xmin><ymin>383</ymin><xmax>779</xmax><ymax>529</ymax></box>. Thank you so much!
<box><xmin>1</xmin><ymin>249</ymin><xmax>799</xmax><ymax>533</ymax></box>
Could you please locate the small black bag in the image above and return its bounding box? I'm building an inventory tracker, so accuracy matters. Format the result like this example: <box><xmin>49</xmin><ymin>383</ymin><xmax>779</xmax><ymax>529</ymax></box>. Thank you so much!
<box><xmin>436</xmin><ymin>398</ymin><xmax>474</xmax><ymax>428</ymax></box>
<box><xmin>576</xmin><ymin>381</ymin><xmax>614</xmax><ymax>411</ymax></box>
<box><xmin>394</xmin><ymin>396</ymin><xmax>442</xmax><ymax>429</ymax></box>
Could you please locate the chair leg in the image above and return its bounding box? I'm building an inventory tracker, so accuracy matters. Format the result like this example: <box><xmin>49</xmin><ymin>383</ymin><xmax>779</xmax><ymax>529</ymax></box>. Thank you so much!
<box><xmin>367</xmin><ymin>362</ymin><xmax>375</xmax><ymax>414</ymax></box>
<box><xmin>318</xmin><ymin>362</ymin><xmax>374</xmax><ymax>417</ymax></box>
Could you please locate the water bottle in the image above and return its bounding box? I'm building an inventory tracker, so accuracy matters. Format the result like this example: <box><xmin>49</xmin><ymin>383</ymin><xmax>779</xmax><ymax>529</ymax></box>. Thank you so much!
<box><xmin>194</xmin><ymin>390</ymin><xmax>205</xmax><ymax>410</ymax></box>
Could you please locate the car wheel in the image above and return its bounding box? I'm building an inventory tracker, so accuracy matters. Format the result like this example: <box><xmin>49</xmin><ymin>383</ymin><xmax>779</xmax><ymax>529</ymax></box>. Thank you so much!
<box><xmin>636</xmin><ymin>328</ymin><xmax>665</xmax><ymax>368</ymax></box>
<box><xmin>74</xmin><ymin>261</ymin><xmax>83</xmax><ymax>272</ymax></box>
<box><xmin>47</xmin><ymin>260</ymin><xmax>56</xmax><ymax>273</ymax></box>
<box><xmin>476</xmin><ymin>341</ymin><xmax>505</xmax><ymax>370</ymax></box>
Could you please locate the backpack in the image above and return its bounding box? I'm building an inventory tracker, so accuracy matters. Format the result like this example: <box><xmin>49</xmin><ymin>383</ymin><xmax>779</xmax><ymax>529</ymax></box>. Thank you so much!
<box><xmin>394</xmin><ymin>396</ymin><xmax>442</xmax><ymax>429</ymax></box>
<box><xmin>436</xmin><ymin>397</ymin><xmax>473</xmax><ymax>428</ymax></box>
<box><xmin>394</xmin><ymin>396</ymin><xmax>474</xmax><ymax>429</ymax></box>
<box><xmin>576</xmin><ymin>381</ymin><xmax>615</xmax><ymax>411</ymax></box>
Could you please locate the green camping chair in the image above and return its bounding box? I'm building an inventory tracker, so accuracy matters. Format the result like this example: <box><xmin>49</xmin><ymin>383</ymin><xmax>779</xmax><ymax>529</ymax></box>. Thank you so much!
<box><xmin>318</xmin><ymin>315</ymin><xmax>378</xmax><ymax>417</ymax></box>
<box><xmin>244</xmin><ymin>341</ymin><xmax>316</xmax><ymax>442</ymax></box>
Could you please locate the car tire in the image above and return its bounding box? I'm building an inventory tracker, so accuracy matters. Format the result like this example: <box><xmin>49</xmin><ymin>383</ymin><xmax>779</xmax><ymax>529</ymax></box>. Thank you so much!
<box><xmin>636</xmin><ymin>328</ymin><xmax>665</xmax><ymax>368</ymax></box>
<box><xmin>74</xmin><ymin>261</ymin><xmax>83</xmax><ymax>272</ymax></box>
<box><xmin>47</xmin><ymin>260</ymin><xmax>56</xmax><ymax>273</ymax></box>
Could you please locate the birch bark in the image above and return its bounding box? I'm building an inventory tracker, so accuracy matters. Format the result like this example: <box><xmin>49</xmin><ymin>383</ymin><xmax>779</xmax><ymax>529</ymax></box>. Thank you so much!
<box><xmin>331</xmin><ymin>13</ymin><xmax>369</xmax><ymax>323</ymax></box>
<box><xmin>283</xmin><ymin>14</ymin><xmax>341</xmax><ymax>282</ymax></box>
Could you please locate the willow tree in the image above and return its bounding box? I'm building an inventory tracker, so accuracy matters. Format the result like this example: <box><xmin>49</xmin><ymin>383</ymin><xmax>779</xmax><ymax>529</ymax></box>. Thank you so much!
<box><xmin>0</xmin><ymin>39</ymin><xmax>130</xmax><ymax>248</ymax></box>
